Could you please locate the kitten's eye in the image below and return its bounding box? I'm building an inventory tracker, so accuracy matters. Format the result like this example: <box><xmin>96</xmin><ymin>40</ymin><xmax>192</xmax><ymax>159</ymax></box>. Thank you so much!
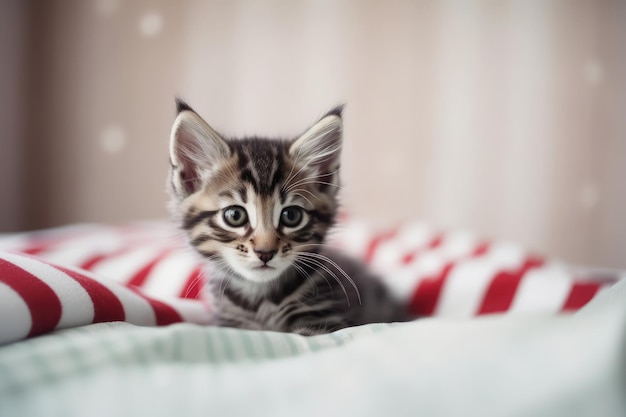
<box><xmin>280</xmin><ymin>206</ymin><xmax>303</xmax><ymax>228</ymax></box>
<box><xmin>223</xmin><ymin>206</ymin><xmax>248</xmax><ymax>227</ymax></box>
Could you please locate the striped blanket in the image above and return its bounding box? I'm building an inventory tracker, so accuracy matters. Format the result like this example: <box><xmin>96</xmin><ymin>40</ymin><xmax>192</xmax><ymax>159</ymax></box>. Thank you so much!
<box><xmin>0</xmin><ymin>218</ymin><xmax>621</xmax><ymax>345</ymax></box>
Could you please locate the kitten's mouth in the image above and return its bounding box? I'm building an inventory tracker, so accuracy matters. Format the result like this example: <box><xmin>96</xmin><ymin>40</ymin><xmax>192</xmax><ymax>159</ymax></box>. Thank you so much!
<box><xmin>254</xmin><ymin>265</ymin><xmax>275</xmax><ymax>270</ymax></box>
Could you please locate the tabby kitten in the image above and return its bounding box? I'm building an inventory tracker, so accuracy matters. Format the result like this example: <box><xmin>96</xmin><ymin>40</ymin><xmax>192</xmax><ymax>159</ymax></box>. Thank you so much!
<box><xmin>168</xmin><ymin>99</ymin><xmax>407</xmax><ymax>335</ymax></box>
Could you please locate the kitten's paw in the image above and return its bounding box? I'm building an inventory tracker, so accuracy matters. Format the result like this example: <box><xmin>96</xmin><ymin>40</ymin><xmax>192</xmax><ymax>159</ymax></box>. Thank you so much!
<box><xmin>292</xmin><ymin>327</ymin><xmax>325</xmax><ymax>336</ymax></box>
<box><xmin>291</xmin><ymin>322</ymin><xmax>347</xmax><ymax>336</ymax></box>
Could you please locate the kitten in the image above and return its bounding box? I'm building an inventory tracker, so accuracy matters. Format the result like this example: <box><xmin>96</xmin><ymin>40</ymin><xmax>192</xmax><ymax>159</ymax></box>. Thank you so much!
<box><xmin>168</xmin><ymin>99</ymin><xmax>408</xmax><ymax>335</ymax></box>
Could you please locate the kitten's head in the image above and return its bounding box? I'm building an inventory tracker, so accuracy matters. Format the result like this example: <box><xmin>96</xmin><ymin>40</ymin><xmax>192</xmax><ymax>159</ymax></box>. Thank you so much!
<box><xmin>168</xmin><ymin>100</ymin><xmax>343</xmax><ymax>283</ymax></box>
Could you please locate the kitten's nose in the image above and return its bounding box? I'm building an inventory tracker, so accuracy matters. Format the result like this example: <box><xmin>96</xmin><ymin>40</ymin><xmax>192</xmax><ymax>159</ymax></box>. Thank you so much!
<box><xmin>254</xmin><ymin>249</ymin><xmax>276</xmax><ymax>264</ymax></box>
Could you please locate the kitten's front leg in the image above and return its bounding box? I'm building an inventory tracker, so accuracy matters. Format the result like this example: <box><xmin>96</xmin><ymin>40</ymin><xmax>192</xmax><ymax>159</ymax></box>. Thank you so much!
<box><xmin>291</xmin><ymin>327</ymin><xmax>325</xmax><ymax>336</ymax></box>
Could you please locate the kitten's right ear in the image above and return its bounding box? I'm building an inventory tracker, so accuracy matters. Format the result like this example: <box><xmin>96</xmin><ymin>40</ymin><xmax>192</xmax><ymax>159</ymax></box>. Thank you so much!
<box><xmin>289</xmin><ymin>107</ymin><xmax>343</xmax><ymax>183</ymax></box>
<box><xmin>169</xmin><ymin>100</ymin><xmax>230</xmax><ymax>199</ymax></box>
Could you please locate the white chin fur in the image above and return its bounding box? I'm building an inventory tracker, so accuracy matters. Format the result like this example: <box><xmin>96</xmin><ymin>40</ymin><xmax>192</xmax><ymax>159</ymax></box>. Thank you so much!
<box><xmin>223</xmin><ymin>252</ymin><xmax>288</xmax><ymax>283</ymax></box>
<box><xmin>238</xmin><ymin>267</ymin><xmax>283</xmax><ymax>283</ymax></box>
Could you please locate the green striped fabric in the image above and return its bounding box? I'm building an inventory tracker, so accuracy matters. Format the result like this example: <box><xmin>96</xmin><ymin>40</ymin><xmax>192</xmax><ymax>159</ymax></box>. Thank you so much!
<box><xmin>0</xmin><ymin>321</ymin><xmax>392</xmax><ymax>388</ymax></box>
<box><xmin>0</xmin><ymin>321</ymin><xmax>399</xmax><ymax>417</ymax></box>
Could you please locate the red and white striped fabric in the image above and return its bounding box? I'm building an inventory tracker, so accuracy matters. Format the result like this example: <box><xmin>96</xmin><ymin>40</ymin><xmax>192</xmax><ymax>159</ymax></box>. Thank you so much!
<box><xmin>331</xmin><ymin>217</ymin><xmax>620</xmax><ymax>317</ymax></box>
<box><xmin>0</xmin><ymin>219</ymin><xmax>621</xmax><ymax>345</ymax></box>
<box><xmin>0</xmin><ymin>222</ymin><xmax>213</xmax><ymax>345</ymax></box>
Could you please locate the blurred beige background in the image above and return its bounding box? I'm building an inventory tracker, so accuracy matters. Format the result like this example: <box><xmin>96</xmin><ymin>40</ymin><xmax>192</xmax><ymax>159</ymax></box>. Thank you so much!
<box><xmin>1</xmin><ymin>0</ymin><xmax>625</xmax><ymax>269</ymax></box>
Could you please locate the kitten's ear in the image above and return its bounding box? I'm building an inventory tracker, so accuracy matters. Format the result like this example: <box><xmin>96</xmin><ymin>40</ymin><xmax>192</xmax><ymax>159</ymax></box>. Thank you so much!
<box><xmin>169</xmin><ymin>100</ymin><xmax>230</xmax><ymax>198</ymax></box>
<box><xmin>289</xmin><ymin>106</ymin><xmax>343</xmax><ymax>189</ymax></box>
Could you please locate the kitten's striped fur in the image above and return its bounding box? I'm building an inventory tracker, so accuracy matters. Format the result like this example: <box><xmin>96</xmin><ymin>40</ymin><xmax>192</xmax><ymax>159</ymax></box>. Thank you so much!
<box><xmin>168</xmin><ymin>100</ymin><xmax>407</xmax><ymax>335</ymax></box>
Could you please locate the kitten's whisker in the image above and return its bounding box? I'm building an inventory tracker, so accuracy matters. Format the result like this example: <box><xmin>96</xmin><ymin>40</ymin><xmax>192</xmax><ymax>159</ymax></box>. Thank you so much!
<box><xmin>286</xmin><ymin>169</ymin><xmax>337</xmax><ymax>189</ymax></box>
<box><xmin>285</xmin><ymin>168</ymin><xmax>341</xmax><ymax>192</ymax></box>
<box><xmin>296</xmin><ymin>254</ymin><xmax>351</xmax><ymax>307</ymax></box>
<box><xmin>282</xmin><ymin>160</ymin><xmax>314</xmax><ymax>194</ymax></box>
<box><xmin>284</xmin><ymin>171</ymin><xmax>338</xmax><ymax>193</ymax></box>
<box><xmin>290</xmin><ymin>188</ymin><xmax>321</xmax><ymax>202</ymax></box>
<box><xmin>292</xmin><ymin>191</ymin><xmax>314</xmax><ymax>208</ymax></box>
<box><xmin>183</xmin><ymin>274</ymin><xmax>205</xmax><ymax>298</ymax></box>
<box><xmin>206</xmin><ymin>258</ymin><xmax>236</xmax><ymax>304</ymax></box>
<box><xmin>294</xmin><ymin>258</ymin><xmax>334</xmax><ymax>296</ymax></box>
<box><xmin>297</xmin><ymin>257</ymin><xmax>347</xmax><ymax>306</ymax></box>
<box><xmin>297</xmin><ymin>251</ymin><xmax>362</xmax><ymax>305</ymax></box>
<box><xmin>291</xmin><ymin>243</ymin><xmax>330</xmax><ymax>253</ymax></box>
<box><xmin>220</xmin><ymin>275</ymin><xmax>234</xmax><ymax>304</ymax></box>
<box><xmin>287</xmin><ymin>180</ymin><xmax>342</xmax><ymax>192</ymax></box>
<box><xmin>292</xmin><ymin>261</ymin><xmax>319</xmax><ymax>298</ymax></box>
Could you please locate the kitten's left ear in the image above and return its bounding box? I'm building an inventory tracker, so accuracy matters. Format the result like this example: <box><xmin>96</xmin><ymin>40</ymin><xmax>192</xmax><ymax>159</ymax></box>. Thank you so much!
<box><xmin>289</xmin><ymin>106</ymin><xmax>344</xmax><ymax>188</ymax></box>
<box><xmin>169</xmin><ymin>99</ymin><xmax>231</xmax><ymax>199</ymax></box>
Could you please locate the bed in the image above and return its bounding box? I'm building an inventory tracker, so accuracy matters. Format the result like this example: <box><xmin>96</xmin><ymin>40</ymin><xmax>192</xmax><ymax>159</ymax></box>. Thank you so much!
<box><xmin>1</xmin><ymin>217</ymin><xmax>624</xmax><ymax>417</ymax></box>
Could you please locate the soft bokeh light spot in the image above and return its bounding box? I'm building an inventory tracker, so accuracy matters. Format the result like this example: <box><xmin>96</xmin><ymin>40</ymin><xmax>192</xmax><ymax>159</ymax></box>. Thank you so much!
<box><xmin>99</xmin><ymin>125</ymin><xmax>127</xmax><ymax>154</ymax></box>
<box><xmin>139</xmin><ymin>12</ymin><xmax>163</xmax><ymax>38</ymax></box>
